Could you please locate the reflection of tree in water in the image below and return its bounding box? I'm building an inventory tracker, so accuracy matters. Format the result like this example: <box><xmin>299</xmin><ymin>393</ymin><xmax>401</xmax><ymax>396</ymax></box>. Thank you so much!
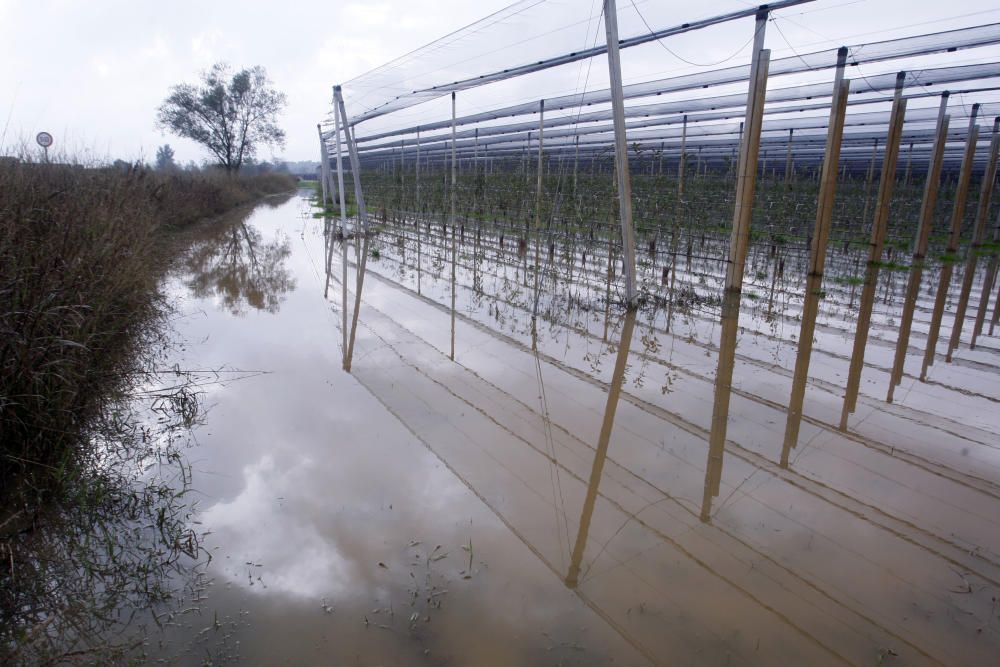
<box><xmin>184</xmin><ymin>217</ymin><xmax>295</xmax><ymax>315</ymax></box>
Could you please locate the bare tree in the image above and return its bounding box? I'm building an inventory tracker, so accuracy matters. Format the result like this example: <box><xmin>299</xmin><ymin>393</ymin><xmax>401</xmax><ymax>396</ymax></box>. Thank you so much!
<box><xmin>157</xmin><ymin>63</ymin><xmax>286</xmax><ymax>172</ymax></box>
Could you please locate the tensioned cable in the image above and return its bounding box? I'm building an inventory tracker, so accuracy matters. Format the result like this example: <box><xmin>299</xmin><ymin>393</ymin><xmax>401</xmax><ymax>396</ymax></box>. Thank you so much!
<box><xmin>331</xmin><ymin>23</ymin><xmax>1000</xmax><ymax>142</ymax></box>
<box><xmin>342</xmin><ymin>0</ymin><xmax>816</xmax><ymax>126</ymax></box>
<box><xmin>628</xmin><ymin>0</ymin><xmax>757</xmax><ymax>68</ymax></box>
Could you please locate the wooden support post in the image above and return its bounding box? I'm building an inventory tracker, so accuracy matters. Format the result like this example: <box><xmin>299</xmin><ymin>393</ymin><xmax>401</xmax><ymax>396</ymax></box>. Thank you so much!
<box><xmin>784</xmin><ymin>128</ymin><xmax>794</xmax><ymax>184</ymax></box>
<box><xmin>723</xmin><ymin>11</ymin><xmax>769</xmax><ymax>294</ymax></box>
<box><xmin>317</xmin><ymin>124</ymin><xmax>329</xmax><ymax>207</ymax></box>
<box><xmin>573</xmin><ymin>134</ymin><xmax>580</xmax><ymax>197</ymax></box>
<box><xmin>451</xmin><ymin>92</ymin><xmax>457</xmax><ymax>229</ymax></box>
<box><xmin>861</xmin><ymin>137</ymin><xmax>879</xmax><ymax>227</ymax></box>
<box><xmin>450</xmin><ymin>92</ymin><xmax>457</xmax><ymax>360</ymax></box>
<box><xmin>332</xmin><ymin>95</ymin><xmax>349</xmax><ymax>363</ymax></box>
<box><xmin>947</xmin><ymin>116</ymin><xmax>1000</xmax><ymax>360</ymax></box>
<box><xmin>922</xmin><ymin>104</ymin><xmax>980</xmax><ymax>379</ymax></box>
<box><xmin>903</xmin><ymin>141</ymin><xmax>914</xmax><ymax>185</ymax></box>
<box><xmin>886</xmin><ymin>93</ymin><xmax>950</xmax><ymax>402</ymax></box>
<box><xmin>781</xmin><ymin>47</ymin><xmax>848</xmax><ymax>465</ymax></box>
<box><xmin>531</xmin><ymin>100</ymin><xmax>546</xmax><ymax>318</ymax></box>
<box><xmin>415</xmin><ymin>128</ymin><xmax>422</xmax><ymax>294</ymax></box>
<box><xmin>913</xmin><ymin>95</ymin><xmax>951</xmax><ymax>261</ymax></box>
<box><xmin>678</xmin><ymin>115</ymin><xmax>688</xmax><ymax>198</ymax></box>
<box><xmin>840</xmin><ymin>72</ymin><xmax>907</xmax><ymax>428</ymax></box>
<box><xmin>604</xmin><ymin>0</ymin><xmax>638</xmax><ymax>308</ymax></box>
<box><xmin>535</xmin><ymin>100</ymin><xmax>545</xmax><ymax>232</ymax></box>
<box><xmin>703</xmin><ymin>9</ymin><xmax>770</xmax><ymax>521</ymax></box>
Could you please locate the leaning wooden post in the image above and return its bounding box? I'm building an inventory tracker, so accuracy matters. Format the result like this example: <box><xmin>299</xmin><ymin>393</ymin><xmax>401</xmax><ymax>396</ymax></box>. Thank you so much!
<box><xmin>903</xmin><ymin>142</ymin><xmax>914</xmax><ymax>186</ymax></box>
<box><xmin>415</xmin><ymin>128</ymin><xmax>423</xmax><ymax>294</ymax></box>
<box><xmin>573</xmin><ymin>134</ymin><xmax>580</xmax><ymax>197</ymax></box>
<box><xmin>947</xmin><ymin>116</ymin><xmax>1000</xmax><ymax>360</ymax></box>
<box><xmin>784</xmin><ymin>128</ymin><xmax>794</xmax><ymax>184</ymax></box>
<box><xmin>332</xmin><ymin>95</ymin><xmax>349</xmax><ymax>362</ymax></box>
<box><xmin>840</xmin><ymin>72</ymin><xmax>907</xmax><ymax>429</ymax></box>
<box><xmin>334</xmin><ymin>85</ymin><xmax>371</xmax><ymax>372</ymax></box>
<box><xmin>921</xmin><ymin>103</ymin><xmax>980</xmax><ymax>380</ymax></box>
<box><xmin>323</xmin><ymin>140</ymin><xmax>340</xmax><ymax>295</ymax></box>
<box><xmin>723</xmin><ymin>10</ymin><xmax>769</xmax><ymax>296</ymax></box>
<box><xmin>603</xmin><ymin>0</ymin><xmax>639</xmax><ymax>308</ymax></box>
<box><xmin>886</xmin><ymin>92</ymin><xmax>950</xmax><ymax>402</ymax></box>
<box><xmin>703</xmin><ymin>9</ymin><xmax>770</xmax><ymax>521</ymax></box>
<box><xmin>865</xmin><ymin>138</ymin><xmax>878</xmax><ymax>192</ymax></box>
<box><xmin>781</xmin><ymin>47</ymin><xmax>848</xmax><ymax>465</ymax></box>
<box><xmin>319</xmin><ymin>126</ymin><xmax>337</xmax><ymax>300</ymax></box>
<box><xmin>317</xmin><ymin>124</ymin><xmax>330</xmax><ymax>207</ymax></box>
<box><xmin>451</xmin><ymin>92</ymin><xmax>457</xmax><ymax>230</ymax></box>
<box><xmin>861</xmin><ymin>137</ymin><xmax>879</xmax><ymax>227</ymax></box>
<box><xmin>534</xmin><ymin>100</ymin><xmax>545</xmax><ymax>232</ymax></box>
<box><xmin>415</xmin><ymin>128</ymin><xmax>421</xmax><ymax>207</ymax></box>
<box><xmin>678</xmin><ymin>114</ymin><xmax>688</xmax><ymax>198</ymax></box>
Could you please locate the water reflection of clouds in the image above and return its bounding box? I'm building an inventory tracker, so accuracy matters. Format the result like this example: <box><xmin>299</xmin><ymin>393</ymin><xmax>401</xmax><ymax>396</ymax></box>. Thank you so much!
<box><xmin>200</xmin><ymin>454</ymin><xmax>354</xmax><ymax>599</ymax></box>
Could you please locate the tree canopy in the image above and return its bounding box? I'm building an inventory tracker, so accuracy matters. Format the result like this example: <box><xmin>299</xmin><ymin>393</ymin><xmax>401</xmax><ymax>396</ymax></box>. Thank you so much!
<box><xmin>157</xmin><ymin>63</ymin><xmax>286</xmax><ymax>172</ymax></box>
<box><xmin>154</xmin><ymin>144</ymin><xmax>176</xmax><ymax>170</ymax></box>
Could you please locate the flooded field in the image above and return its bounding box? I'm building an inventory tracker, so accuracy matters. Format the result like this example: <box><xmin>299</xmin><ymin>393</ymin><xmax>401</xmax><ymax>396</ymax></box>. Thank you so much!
<box><xmin>146</xmin><ymin>184</ymin><xmax>1000</xmax><ymax>665</ymax></box>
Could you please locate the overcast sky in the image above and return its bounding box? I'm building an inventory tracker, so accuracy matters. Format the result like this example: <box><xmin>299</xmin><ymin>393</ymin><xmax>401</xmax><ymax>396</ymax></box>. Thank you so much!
<box><xmin>2</xmin><ymin>0</ymin><xmax>998</xmax><ymax>166</ymax></box>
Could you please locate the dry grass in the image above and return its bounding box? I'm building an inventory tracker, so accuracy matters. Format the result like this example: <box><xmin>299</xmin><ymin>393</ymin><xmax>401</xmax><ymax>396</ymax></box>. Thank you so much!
<box><xmin>0</xmin><ymin>159</ymin><xmax>295</xmax><ymax>510</ymax></box>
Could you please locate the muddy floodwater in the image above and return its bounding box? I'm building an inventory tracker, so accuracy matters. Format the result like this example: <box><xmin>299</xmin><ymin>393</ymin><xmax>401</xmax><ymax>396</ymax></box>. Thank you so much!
<box><xmin>150</xmin><ymin>190</ymin><xmax>1000</xmax><ymax>666</ymax></box>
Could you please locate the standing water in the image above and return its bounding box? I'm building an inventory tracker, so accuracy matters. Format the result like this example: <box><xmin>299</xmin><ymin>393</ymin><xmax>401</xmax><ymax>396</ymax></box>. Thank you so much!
<box><xmin>147</xmin><ymin>189</ymin><xmax>1000</xmax><ymax>666</ymax></box>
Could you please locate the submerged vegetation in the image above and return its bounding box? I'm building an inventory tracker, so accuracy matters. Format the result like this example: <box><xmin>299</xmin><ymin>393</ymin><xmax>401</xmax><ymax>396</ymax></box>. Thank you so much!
<box><xmin>0</xmin><ymin>159</ymin><xmax>295</xmax><ymax>663</ymax></box>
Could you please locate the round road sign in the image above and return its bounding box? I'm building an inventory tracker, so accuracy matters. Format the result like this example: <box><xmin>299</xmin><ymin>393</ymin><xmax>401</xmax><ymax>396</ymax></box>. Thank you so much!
<box><xmin>36</xmin><ymin>132</ymin><xmax>53</xmax><ymax>148</ymax></box>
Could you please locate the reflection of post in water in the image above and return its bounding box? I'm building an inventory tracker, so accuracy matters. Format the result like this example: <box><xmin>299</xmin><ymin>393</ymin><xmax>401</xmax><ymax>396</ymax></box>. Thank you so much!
<box><xmin>781</xmin><ymin>54</ymin><xmax>848</xmax><ymax>465</ymax></box>
<box><xmin>886</xmin><ymin>93</ymin><xmax>950</xmax><ymax>402</ymax></box>
<box><xmin>449</xmin><ymin>91</ymin><xmax>458</xmax><ymax>362</ymax></box>
<box><xmin>450</xmin><ymin>225</ymin><xmax>457</xmax><ymax>361</ymax></box>
<box><xmin>703</xmin><ymin>9</ymin><xmax>770</xmax><ymax>523</ymax></box>
<box><xmin>972</xmin><ymin>205</ymin><xmax>1000</xmax><ymax>349</ymax></box>
<box><xmin>993</xmin><ymin>277</ymin><xmax>1000</xmax><ymax>335</ymax></box>
<box><xmin>922</xmin><ymin>105</ymin><xmax>980</xmax><ymax>380</ymax></box>
<box><xmin>343</xmin><ymin>234</ymin><xmax>370</xmax><ymax>372</ymax></box>
<box><xmin>323</xmin><ymin>219</ymin><xmax>333</xmax><ymax>300</ymax></box>
<box><xmin>946</xmin><ymin>117</ymin><xmax>1000</xmax><ymax>361</ymax></box>
<box><xmin>702</xmin><ymin>292</ymin><xmax>741</xmax><ymax>522</ymax></box>
<box><xmin>566</xmin><ymin>308</ymin><xmax>636</xmax><ymax>588</ymax></box>
<box><xmin>839</xmin><ymin>73</ymin><xmax>907</xmax><ymax>430</ymax></box>
<box><xmin>320</xmin><ymin>122</ymin><xmax>338</xmax><ymax>302</ymax></box>
<box><xmin>603</xmin><ymin>225</ymin><xmax>613</xmax><ymax>343</ymax></box>
<box><xmin>342</xmin><ymin>234</ymin><xmax>349</xmax><ymax>365</ymax></box>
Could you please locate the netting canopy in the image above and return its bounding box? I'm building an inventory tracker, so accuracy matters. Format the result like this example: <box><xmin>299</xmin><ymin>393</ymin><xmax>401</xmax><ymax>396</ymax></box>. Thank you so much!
<box><xmin>320</xmin><ymin>0</ymin><xmax>1000</xmax><ymax>175</ymax></box>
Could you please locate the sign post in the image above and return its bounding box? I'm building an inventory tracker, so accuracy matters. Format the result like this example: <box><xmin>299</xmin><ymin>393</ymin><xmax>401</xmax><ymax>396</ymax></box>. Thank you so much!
<box><xmin>36</xmin><ymin>131</ymin><xmax>53</xmax><ymax>162</ymax></box>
